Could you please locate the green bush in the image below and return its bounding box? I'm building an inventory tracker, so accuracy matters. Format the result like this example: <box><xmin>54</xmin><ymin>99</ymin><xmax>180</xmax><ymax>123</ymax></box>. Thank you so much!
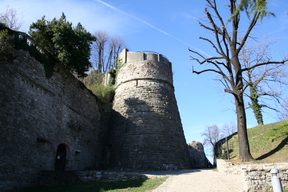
<box><xmin>0</xmin><ymin>25</ymin><xmax>56</xmax><ymax>78</ymax></box>
<box><xmin>108</xmin><ymin>58</ymin><xmax>124</xmax><ymax>86</ymax></box>
<box><xmin>0</xmin><ymin>29</ymin><xmax>14</xmax><ymax>57</ymax></box>
<box><xmin>108</xmin><ymin>68</ymin><xmax>117</xmax><ymax>85</ymax></box>
<box><xmin>88</xmin><ymin>83</ymin><xmax>115</xmax><ymax>104</ymax></box>
<box><xmin>82</xmin><ymin>69</ymin><xmax>104</xmax><ymax>87</ymax></box>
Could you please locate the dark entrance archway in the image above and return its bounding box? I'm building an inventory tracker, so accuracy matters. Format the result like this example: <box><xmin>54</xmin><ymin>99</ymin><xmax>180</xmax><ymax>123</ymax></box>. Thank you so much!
<box><xmin>55</xmin><ymin>144</ymin><xmax>67</xmax><ymax>170</ymax></box>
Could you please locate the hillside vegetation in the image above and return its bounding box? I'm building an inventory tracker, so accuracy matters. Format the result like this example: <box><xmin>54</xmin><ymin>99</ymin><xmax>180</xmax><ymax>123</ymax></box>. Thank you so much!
<box><xmin>216</xmin><ymin>120</ymin><xmax>288</xmax><ymax>163</ymax></box>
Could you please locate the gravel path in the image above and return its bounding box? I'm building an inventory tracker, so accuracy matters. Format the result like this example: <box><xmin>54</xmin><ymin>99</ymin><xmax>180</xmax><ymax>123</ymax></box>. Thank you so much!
<box><xmin>145</xmin><ymin>169</ymin><xmax>245</xmax><ymax>192</ymax></box>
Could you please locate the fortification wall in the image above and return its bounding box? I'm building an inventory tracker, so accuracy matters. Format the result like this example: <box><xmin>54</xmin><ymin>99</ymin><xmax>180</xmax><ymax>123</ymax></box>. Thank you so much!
<box><xmin>117</xmin><ymin>49</ymin><xmax>172</xmax><ymax>86</ymax></box>
<box><xmin>187</xmin><ymin>141</ymin><xmax>211</xmax><ymax>168</ymax></box>
<box><xmin>0</xmin><ymin>50</ymin><xmax>105</xmax><ymax>191</ymax></box>
<box><xmin>108</xmin><ymin>49</ymin><xmax>191</xmax><ymax>171</ymax></box>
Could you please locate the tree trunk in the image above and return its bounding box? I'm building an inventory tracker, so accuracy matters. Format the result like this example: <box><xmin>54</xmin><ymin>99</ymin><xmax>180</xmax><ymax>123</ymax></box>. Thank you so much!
<box><xmin>212</xmin><ymin>145</ymin><xmax>216</xmax><ymax>167</ymax></box>
<box><xmin>235</xmin><ymin>94</ymin><xmax>254</xmax><ymax>161</ymax></box>
<box><xmin>98</xmin><ymin>46</ymin><xmax>102</xmax><ymax>71</ymax></box>
<box><xmin>231</xmin><ymin>38</ymin><xmax>254</xmax><ymax>161</ymax></box>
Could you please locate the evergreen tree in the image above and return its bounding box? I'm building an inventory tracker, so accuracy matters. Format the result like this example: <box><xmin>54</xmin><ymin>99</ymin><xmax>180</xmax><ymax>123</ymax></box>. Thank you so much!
<box><xmin>29</xmin><ymin>13</ymin><xmax>96</xmax><ymax>77</ymax></box>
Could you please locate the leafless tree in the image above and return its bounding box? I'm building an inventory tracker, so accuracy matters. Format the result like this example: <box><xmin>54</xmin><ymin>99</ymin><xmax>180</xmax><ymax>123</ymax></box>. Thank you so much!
<box><xmin>277</xmin><ymin>98</ymin><xmax>288</xmax><ymax>121</ymax></box>
<box><xmin>202</xmin><ymin>124</ymin><xmax>221</xmax><ymax>165</ymax></box>
<box><xmin>0</xmin><ymin>6</ymin><xmax>23</xmax><ymax>30</ymax></box>
<box><xmin>93</xmin><ymin>30</ymin><xmax>109</xmax><ymax>72</ymax></box>
<box><xmin>92</xmin><ymin>30</ymin><xmax>126</xmax><ymax>73</ymax></box>
<box><xmin>221</xmin><ymin>121</ymin><xmax>237</xmax><ymax>138</ymax></box>
<box><xmin>190</xmin><ymin>0</ymin><xmax>288</xmax><ymax>161</ymax></box>
<box><xmin>240</xmin><ymin>37</ymin><xmax>288</xmax><ymax>125</ymax></box>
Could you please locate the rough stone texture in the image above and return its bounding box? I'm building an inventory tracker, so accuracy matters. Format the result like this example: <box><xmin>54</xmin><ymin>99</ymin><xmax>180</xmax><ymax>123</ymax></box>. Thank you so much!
<box><xmin>108</xmin><ymin>49</ymin><xmax>191</xmax><ymax>171</ymax></box>
<box><xmin>0</xmin><ymin>48</ymin><xmax>195</xmax><ymax>191</ymax></box>
<box><xmin>217</xmin><ymin>159</ymin><xmax>288</xmax><ymax>192</ymax></box>
<box><xmin>216</xmin><ymin>159</ymin><xmax>243</xmax><ymax>175</ymax></box>
<box><xmin>0</xmin><ymin>50</ymin><xmax>105</xmax><ymax>191</ymax></box>
<box><xmin>187</xmin><ymin>141</ymin><xmax>210</xmax><ymax>168</ymax></box>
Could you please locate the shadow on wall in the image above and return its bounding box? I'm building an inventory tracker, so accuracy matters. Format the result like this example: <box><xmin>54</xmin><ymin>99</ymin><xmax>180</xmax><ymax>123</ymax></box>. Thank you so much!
<box><xmin>107</xmin><ymin>97</ymin><xmax>191</xmax><ymax>171</ymax></box>
<box><xmin>107</xmin><ymin>97</ymin><xmax>154</xmax><ymax>171</ymax></box>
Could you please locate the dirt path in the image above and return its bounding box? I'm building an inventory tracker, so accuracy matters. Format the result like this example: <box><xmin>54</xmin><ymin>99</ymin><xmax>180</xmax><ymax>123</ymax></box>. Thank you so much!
<box><xmin>145</xmin><ymin>169</ymin><xmax>245</xmax><ymax>192</ymax></box>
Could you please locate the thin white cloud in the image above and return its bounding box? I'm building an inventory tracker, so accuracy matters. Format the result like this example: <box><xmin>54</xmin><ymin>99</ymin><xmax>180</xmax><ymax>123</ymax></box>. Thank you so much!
<box><xmin>95</xmin><ymin>0</ymin><xmax>211</xmax><ymax>57</ymax></box>
<box><xmin>0</xmin><ymin>0</ymin><xmax>132</xmax><ymax>35</ymax></box>
<box><xmin>1</xmin><ymin>0</ymin><xmax>211</xmax><ymax>57</ymax></box>
<box><xmin>268</xmin><ymin>10</ymin><xmax>288</xmax><ymax>35</ymax></box>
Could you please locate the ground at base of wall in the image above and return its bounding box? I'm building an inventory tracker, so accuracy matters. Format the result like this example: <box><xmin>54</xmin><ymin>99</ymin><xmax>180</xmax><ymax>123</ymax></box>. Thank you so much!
<box><xmin>17</xmin><ymin>171</ymin><xmax>168</xmax><ymax>192</ymax></box>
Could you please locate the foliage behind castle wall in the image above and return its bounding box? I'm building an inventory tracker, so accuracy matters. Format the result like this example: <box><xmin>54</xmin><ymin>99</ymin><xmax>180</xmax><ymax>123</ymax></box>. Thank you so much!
<box><xmin>0</xmin><ymin>50</ymin><xmax>104</xmax><ymax>191</ymax></box>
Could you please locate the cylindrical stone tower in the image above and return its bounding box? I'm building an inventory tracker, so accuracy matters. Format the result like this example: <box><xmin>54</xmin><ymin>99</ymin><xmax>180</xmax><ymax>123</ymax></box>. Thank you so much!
<box><xmin>108</xmin><ymin>48</ymin><xmax>191</xmax><ymax>171</ymax></box>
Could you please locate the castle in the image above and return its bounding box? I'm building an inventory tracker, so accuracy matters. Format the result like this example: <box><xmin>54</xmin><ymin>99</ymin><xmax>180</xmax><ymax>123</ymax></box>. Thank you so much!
<box><xmin>0</xmin><ymin>47</ymin><xmax>197</xmax><ymax>190</ymax></box>
<box><xmin>108</xmin><ymin>49</ymin><xmax>191</xmax><ymax>170</ymax></box>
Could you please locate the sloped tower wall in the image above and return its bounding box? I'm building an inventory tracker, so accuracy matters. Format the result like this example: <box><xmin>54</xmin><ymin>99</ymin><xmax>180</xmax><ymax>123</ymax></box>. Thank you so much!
<box><xmin>108</xmin><ymin>49</ymin><xmax>191</xmax><ymax>171</ymax></box>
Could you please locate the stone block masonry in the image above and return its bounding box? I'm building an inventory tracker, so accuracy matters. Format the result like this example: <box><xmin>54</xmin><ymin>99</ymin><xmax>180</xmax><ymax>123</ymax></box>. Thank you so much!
<box><xmin>0</xmin><ymin>50</ymin><xmax>106</xmax><ymax>191</ymax></box>
<box><xmin>217</xmin><ymin>159</ymin><xmax>288</xmax><ymax>192</ymax></box>
<box><xmin>187</xmin><ymin>141</ymin><xmax>211</xmax><ymax>168</ymax></box>
<box><xmin>0</xmin><ymin>48</ymin><xmax>193</xmax><ymax>191</ymax></box>
<box><xmin>108</xmin><ymin>49</ymin><xmax>191</xmax><ymax>171</ymax></box>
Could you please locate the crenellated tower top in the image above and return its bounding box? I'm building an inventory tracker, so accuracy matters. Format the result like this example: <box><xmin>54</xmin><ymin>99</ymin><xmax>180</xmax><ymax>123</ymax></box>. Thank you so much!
<box><xmin>116</xmin><ymin>48</ymin><xmax>173</xmax><ymax>87</ymax></box>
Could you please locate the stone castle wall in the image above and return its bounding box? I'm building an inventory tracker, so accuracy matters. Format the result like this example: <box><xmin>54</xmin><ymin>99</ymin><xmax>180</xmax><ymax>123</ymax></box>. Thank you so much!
<box><xmin>117</xmin><ymin>50</ymin><xmax>172</xmax><ymax>86</ymax></box>
<box><xmin>108</xmin><ymin>49</ymin><xmax>191</xmax><ymax>171</ymax></box>
<box><xmin>0</xmin><ymin>48</ymin><xmax>194</xmax><ymax>190</ymax></box>
<box><xmin>0</xmin><ymin>50</ymin><xmax>106</xmax><ymax>191</ymax></box>
<box><xmin>187</xmin><ymin>141</ymin><xmax>211</xmax><ymax>168</ymax></box>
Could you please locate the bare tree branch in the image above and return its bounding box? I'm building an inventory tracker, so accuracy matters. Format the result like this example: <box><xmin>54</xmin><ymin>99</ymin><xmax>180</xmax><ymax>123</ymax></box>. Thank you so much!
<box><xmin>237</xmin><ymin>13</ymin><xmax>260</xmax><ymax>54</ymax></box>
<box><xmin>92</xmin><ymin>31</ymin><xmax>126</xmax><ymax>73</ymax></box>
<box><xmin>201</xmin><ymin>124</ymin><xmax>221</xmax><ymax>165</ymax></box>
<box><xmin>192</xmin><ymin>68</ymin><xmax>223</xmax><ymax>76</ymax></box>
<box><xmin>190</xmin><ymin>0</ymin><xmax>281</xmax><ymax>160</ymax></box>
<box><xmin>200</xmin><ymin>36</ymin><xmax>222</xmax><ymax>56</ymax></box>
<box><xmin>199</xmin><ymin>22</ymin><xmax>215</xmax><ymax>32</ymax></box>
<box><xmin>239</xmin><ymin>36</ymin><xmax>288</xmax><ymax>125</ymax></box>
<box><xmin>221</xmin><ymin>121</ymin><xmax>237</xmax><ymax>137</ymax></box>
<box><xmin>0</xmin><ymin>6</ymin><xmax>23</xmax><ymax>30</ymax></box>
<box><xmin>204</xmin><ymin>8</ymin><xmax>226</xmax><ymax>57</ymax></box>
<box><xmin>242</xmin><ymin>60</ymin><xmax>288</xmax><ymax>72</ymax></box>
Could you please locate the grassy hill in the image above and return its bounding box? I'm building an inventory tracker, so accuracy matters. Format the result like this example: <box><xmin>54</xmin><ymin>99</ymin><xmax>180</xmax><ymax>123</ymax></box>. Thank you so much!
<box><xmin>216</xmin><ymin>120</ymin><xmax>288</xmax><ymax>163</ymax></box>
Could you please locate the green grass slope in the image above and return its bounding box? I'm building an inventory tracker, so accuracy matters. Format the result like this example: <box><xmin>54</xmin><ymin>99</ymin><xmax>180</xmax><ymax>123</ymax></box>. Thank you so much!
<box><xmin>217</xmin><ymin>120</ymin><xmax>288</xmax><ymax>163</ymax></box>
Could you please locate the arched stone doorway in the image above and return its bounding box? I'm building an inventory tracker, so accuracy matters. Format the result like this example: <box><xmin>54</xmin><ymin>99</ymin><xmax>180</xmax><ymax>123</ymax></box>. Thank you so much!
<box><xmin>55</xmin><ymin>143</ymin><xmax>67</xmax><ymax>170</ymax></box>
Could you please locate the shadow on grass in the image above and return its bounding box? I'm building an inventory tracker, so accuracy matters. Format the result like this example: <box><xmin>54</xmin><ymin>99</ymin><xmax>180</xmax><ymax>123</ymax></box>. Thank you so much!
<box><xmin>256</xmin><ymin>136</ymin><xmax>288</xmax><ymax>160</ymax></box>
<box><xmin>20</xmin><ymin>179</ymin><xmax>148</xmax><ymax>192</ymax></box>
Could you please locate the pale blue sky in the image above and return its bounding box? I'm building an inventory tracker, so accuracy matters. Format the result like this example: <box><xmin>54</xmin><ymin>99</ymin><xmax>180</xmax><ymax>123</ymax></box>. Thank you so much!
<box><xmin>1</xmin><ymin>0</ymin><xmax>287</xmax><ymax>159</ymax></box>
